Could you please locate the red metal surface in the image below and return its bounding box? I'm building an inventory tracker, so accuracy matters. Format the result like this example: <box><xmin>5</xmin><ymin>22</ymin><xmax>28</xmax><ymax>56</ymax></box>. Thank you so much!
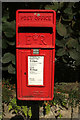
<box><xmin>16</xmin><ymin>10</ymin><xmax>56</xmax><ymax>101</ymax></box>
<box><xmin>16</xmin><ymin>10</ymin><xmax>56</xmax><ymax>48</ymax></box>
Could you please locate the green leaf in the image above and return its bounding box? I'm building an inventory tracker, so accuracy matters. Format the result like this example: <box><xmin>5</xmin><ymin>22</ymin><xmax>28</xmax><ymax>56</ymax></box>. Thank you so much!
<box><xmin>62</xmin><ymin>57</ymin><xmax>67</xmax><ymax>63</ymax></box>
<box><xmin>14</xmin><ymin>109</ymin><xmax>18</xmax><ymax>114</ymax></box>
<box><xmin>2</xmin><ymin>53</ymin><xmax>12</xmax><ymax>63</ymax></box>
<box><xmin>53</xmin><ymin>102</ymin><xmax>56</xmax><ymax>106</ymax></box>
<box><xmin>11</xmin><ymin>54</ymin><xmax>15</xmax><ymax>65</ymax></box>
<box><xmin>68</xmin><ymin>49</ymin><xmax>80</xmax><ymax>60</ymax></box>
<box><xmin>58</xmin><ymin>109</ymin><xmax>60</xmax><ymax>112</ymax></box>
<box><xmin>75</xmin><ymin>58</ymin><xmax>80</xmax><ymax>66</ymax></box>
<box><xmin>67</xmin><ymin>26</ymin><xmax>73</xmax><ymax>35</ymax></box>
<box><xmin>11</xmin><ymin>98</ymin><xmax>16</xmax><ymax>104</ymax></box>
<box><xmin>45</xmin><ymin>104</ymin><xmax>51</xmax><ymax>114</ymax></box>
<box><xmin>56</xmin><ymin>39</ymin><xmax>66</xmax><ymax>47</ymax></box>
<box><xmin>45</xmin><ymin>3</ymin><xmax>59</xmax><ymax>11</ymax></box>
<box><xmin>8</xmin><ymin>64</ymin><xmax>15</xmax><ymax>74</ymax></box>
<box><xmin>64</xmin><ymin>3</ymin><xmax>74</xmax><ymax>14</ymax></box>
<box><xmin>8</xmin><ymin>104</ymin><xmax>12</xmax><ymax>111</ymax></box>
<box><xmin>62</xmin><ymin>17</ymin><xmax>72</xmax><ymax>22</ymax></box>
<box><xmin>57</xmin><ymin>22</ymin><xmax>67</xmax><ymax>36</ymax></box>
<box><xmin>12</xmin><ymin>58</ymin><xmax>15</xmax><ymax>65</ymax></box>
<box><xmin>68</xmin><ymin>14</ymin><xmax>74</xmax><ymax>20</ymax></box>
<box><xmin>2</xmin><ymin>10</ymin><xmax>9</xmax><ymax>22</ymax></box>
<box><xmin>64</xmin><ymin>7</ymin><xmax>72</xmax><ymax>14</ymax></box>
<box><xmin>59</xmin><ymin>114</ymin><xmax>62</xmax><ymax>118</ymax></box>
<box><xmin>56</xmin><ymin>40</ymin><xmax>64</xmax><ymax>47</ymax></box>
<box><xmin>63</xmin><ymin>3</ymin><xmax>75</xmax><ymax>21</ymax></box>
<box><xmin>28</xmin><ymin>107</ymin><xmax>32</xmax><ymax>118</ymax></box>
<box><xmin>22</xmin><ymin>106</ymin><xmax>28</xmax><ymax>117</ymax></box>
<box><xmin>17</xmin><ymin>106</ymin><xmax>21</xmax><ymax>110</ymax></box>
<box><xmin>66</xmin><ymin>38</ymin><xmax>78</xmax><ymax>49</ymax></box>
<box><xmin>76</xmin><ymin>45</ymin><xmax>80</xmax><ymax>52</ymax></box>
<box><xmin>62</xmin><ymin>14</ymin><xmax>75</xmax><ymax>22</ymax></box>
<box><xmin>56</xmin><ymin>48</ymin><xmax>67</xmax><ymax>56</ymax></box>
<box><xmin>7</xmin><ymin>40</ymin><xmax>15</xmax><ymax>46</ymax></box>
<box><xmin>0</xmin><ymin>115</ymin><xmax>2</xmax><ymax>119</ymax></box>
<box><xmin>2</xmin><ymin>52</ymin><xmax>15</xmax><ymax>64</ymax></box>
<box><xmin>2</xmin><ymin>20</ymin><xmax>16</xmax><ymax>38</ymax></box>
<box><xmin>2</xmin><ymin>38</ymin><xmax>8</xmax><ymax>49</ymax></box>
<box><xmin>58</xmin><ymin>2</ymin><xmax>64</xmax><ymax>9</ymax></box>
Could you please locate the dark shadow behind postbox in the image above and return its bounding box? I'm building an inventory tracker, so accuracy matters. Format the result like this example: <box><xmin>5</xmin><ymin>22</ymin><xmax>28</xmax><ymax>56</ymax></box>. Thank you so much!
<box><xmin>16</xmin><ymin>10</ymin><xmax>56</xmax><ymax>101</ymax></box>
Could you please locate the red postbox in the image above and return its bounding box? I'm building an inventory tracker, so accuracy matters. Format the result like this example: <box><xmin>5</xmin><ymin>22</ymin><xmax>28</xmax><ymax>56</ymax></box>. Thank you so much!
<box><xmin>16</xmin><ymin>10</ymin><xmax>56</xmax><ymax>100</ymax></box>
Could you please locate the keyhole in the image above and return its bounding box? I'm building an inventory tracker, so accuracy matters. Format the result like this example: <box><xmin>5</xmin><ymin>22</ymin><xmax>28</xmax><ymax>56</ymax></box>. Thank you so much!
<box><xmin>24</xmin><ymin>72</ymin><xmax>26</xmax><ymax>75</ymax></box>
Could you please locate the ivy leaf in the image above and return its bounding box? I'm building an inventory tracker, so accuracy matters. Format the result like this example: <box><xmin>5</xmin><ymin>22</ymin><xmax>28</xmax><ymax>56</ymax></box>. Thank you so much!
<box><xmin>69</xmin><ymin>49</ymin><xmax>80</xmax><ymax>60</ymax></box>
<box><xmin>2</xmin><ymin>20</ymin><xmax>16</xmax><ymax>38</ymax></box>
<box><xmin>8</xmin><ymin>64</ymin><xmax>15</xmax><ymax>74</ymax></box>
<box><xmin>56</xmin><ymin>48</ymin><xmax>67</xmax><ymax>56</ymax></box>
<box><xmin>57</xmin><ymin>22</ymin><xmax>67</xmax><ymax>36</ymax></box>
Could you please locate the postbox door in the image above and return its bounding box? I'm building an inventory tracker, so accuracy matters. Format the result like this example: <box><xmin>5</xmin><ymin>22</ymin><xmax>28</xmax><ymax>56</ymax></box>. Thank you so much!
<box><xmin>16</xmin><ymin>49</ymin><xmax>55</xmax><ymax>100</ymax></box>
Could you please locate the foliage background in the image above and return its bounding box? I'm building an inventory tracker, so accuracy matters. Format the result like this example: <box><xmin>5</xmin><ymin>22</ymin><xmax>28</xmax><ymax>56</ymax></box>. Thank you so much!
<box><xmin>2</xmin><ymin>2</ymin><xmax>80</xmax><ymax>119</ymax></box>
<box><xmin>2</xmin><ymin>2</ymin><xmax>80</xmax><ymax>83</ymax></box>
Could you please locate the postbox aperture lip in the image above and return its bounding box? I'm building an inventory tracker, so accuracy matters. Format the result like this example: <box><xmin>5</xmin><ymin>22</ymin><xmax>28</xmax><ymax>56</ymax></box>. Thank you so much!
<box><xmin>18</xmin><ymin>27</ymin><xmax>53</xmax><ymax>33</ymax></box>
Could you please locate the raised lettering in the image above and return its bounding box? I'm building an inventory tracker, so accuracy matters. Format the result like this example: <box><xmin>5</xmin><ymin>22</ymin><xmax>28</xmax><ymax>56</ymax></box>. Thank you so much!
<box><xmin>40</xmin><ymin>35</ymin><xmax>47</xmax><ymax>45</ymax></box>
<box><xmin>21</xmin><ymin>15</ymin><xmax>51</xmax><ymax>21</ymax></box>
<box><xmin>26</xmin><ymin>35</ymin><xmax>32</xmax><ymax>45</ymax></box>
<box><xmin>25</xmin><ymin>35</ymin><xmax>47</xmax><ymax>45</ymax></box>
